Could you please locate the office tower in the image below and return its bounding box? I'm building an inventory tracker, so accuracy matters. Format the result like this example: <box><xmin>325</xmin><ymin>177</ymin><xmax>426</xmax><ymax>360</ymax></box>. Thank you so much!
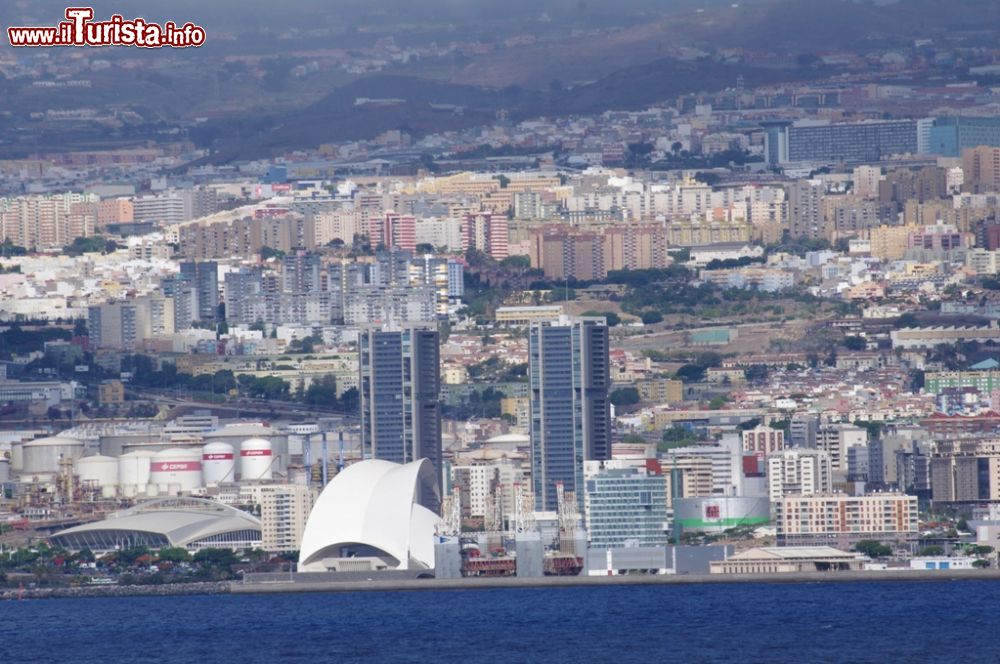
<box><xmin>178</xmin><ymin>260</ymin><xmax>219</xmax><ymax>325</ymax></box>
<box><xmin>359</xmin><ymin>327</ymin><xmax>441</xmax><ymax>509</ymax></box>
<box><xmin>584</xmin><ymin>463</ymin><xmax>669</xmax><ymax>548</ymax></box>
<box><xmin>529</xmin><ymin>316</ymin><xmax>611</xmax><ymax>511</ymax></box>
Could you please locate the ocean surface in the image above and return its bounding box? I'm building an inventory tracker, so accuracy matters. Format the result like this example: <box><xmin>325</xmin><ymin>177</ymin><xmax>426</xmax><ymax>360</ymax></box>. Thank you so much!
<box><xmin>1</xmin><ymin>580</ymin><xmax>995</xmax><ymax>663</ymax></box>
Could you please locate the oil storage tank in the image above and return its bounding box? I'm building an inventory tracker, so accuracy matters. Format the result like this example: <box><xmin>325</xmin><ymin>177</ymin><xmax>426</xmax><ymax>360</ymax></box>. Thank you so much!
<box><xmin>240</xmin><ymin>438</ymin><xmax>273</xmax><ymax>481</ymax></box>
<box><xmin>150</xmin><ymin>448</ymin><xmax>202</xmax><ymax>494</ymax></box>
<box><xmin>202</xmin><ymin>442</ymin><xmax>235</xmax><ymax>486</ymax></box>
<box><xmin>21</xmin><ymin>436</ymin><xmax>85</xmax><ymax>482</ymax></box>
<box><xmin>76</xmin><ymin>455</ymin><xmax>119</xmax><ymax>499</ymax></box>
<box><xmin>118</xmin><ymin>450</ymin><xmax>155</xmax><ymax>498</ymax></box>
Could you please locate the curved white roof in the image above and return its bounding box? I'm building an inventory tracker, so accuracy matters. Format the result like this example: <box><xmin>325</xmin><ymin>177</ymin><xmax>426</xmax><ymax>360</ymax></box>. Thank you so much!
<box><xmin>50</xmin><ymin>498</ymin><xmax>261</xmax><ymax>551</ymax></box>
<box><xmin>298</xmin><ymin>459</ymin><xmax>442</xmax><ymax>571</ymax></box>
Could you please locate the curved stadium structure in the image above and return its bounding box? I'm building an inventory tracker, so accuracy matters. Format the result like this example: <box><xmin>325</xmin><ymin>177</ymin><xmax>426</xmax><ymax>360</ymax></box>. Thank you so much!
<box><xmin>49</xmin><ymin>497</ymin><xmax>262</xmax><ymax>552</ymax></box>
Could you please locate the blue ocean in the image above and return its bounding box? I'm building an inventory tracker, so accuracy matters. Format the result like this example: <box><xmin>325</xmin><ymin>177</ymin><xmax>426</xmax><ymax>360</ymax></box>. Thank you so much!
<box><xmin>0</xmin><ymin>581</ymin><xmax>991</xmax><ymax>662</ymax></box>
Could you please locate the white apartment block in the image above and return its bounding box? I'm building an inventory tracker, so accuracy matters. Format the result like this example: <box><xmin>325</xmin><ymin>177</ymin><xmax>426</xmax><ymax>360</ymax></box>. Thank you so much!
<box><xmin>259</xmin><ymin>484</ymin><xmax>315</xmax><ymax>553</ymax></box>
<box><xmin>766</xmin><ymin>449</ymin><xmax>833</xmax><ymax>502</ymax></box>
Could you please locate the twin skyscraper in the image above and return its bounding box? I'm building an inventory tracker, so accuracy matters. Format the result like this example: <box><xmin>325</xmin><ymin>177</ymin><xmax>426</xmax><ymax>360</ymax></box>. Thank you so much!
<box><xmin>358</xmin><ymin>315</ymin><xmax>611</xmax><ymax>514</ymax></box>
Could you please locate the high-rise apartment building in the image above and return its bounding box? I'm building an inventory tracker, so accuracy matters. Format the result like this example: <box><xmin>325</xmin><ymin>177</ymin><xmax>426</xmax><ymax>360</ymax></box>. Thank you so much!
<box><xmin>461</xmin><ymin>212</ymin><xmax>508</xmax><ymax>260</ymax></box>
<box><xmin>176</xmin><ymin>261</ymin><xmax>219</xmax><ymax>326</ymax></box>
<box><xmin>786</xmin><ymin>179</ymin><xmax>824</xmax><ymax>240</ymax></box>
<box><xmin>370</xmin><ymin>212</ymin><xmax>416</xmax><ymax>252</ymax></box>
<box><xmin>766</xmin><ymin>449</ymin><xmax>833</xmax><ymax>502</ymax></box>
<box><xmin>962</xmin><ymin>146</ymin><xmax>1000</xmax><ymax>194</ymax></box>
<box><xmin>359</xmin><ymin>327</ymin><xmax>442</xmax><ymax>509</ymax></box>
<box><xmin>0</xmin><ymin>194</ymin><xmax>96</xmax><ymax>251</ymax></box>
<box><xmin>87</xmin><ymin>295</ymin><xmax>175</xmax><ymax>350</ymax></box>
<box><xmin>529</xmin><ymin>316</ymin><xmax>611</xmax><ymax>511</ymax></box>
<box><xmin>259</xmin><ymin>484</ymin><xmax>314</xmax><ymax>553</ymax></box>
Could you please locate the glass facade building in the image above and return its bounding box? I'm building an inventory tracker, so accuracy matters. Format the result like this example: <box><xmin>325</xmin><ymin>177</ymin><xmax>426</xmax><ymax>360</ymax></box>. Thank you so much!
<box><xmin>359</xmin><ymin>327</ymin><xmax>442</xmax><ymax>509</ymax></box>
<box><xmin>585</xmin><ymin>468</ymin><xmax>669</xmax><ymax>548</ymax></box>
<box><xmin>529</xmin><ymin>316</ymin><xmax>611</xmax><ymax>511</ymax></box>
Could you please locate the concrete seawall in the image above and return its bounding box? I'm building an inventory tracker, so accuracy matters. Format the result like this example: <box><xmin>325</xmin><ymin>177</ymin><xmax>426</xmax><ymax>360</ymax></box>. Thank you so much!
<box><xmin>7</xmin><ymin>569</ymin><xmax>1000</xmax><ymax>601</ymax></box>
<box><xmin>231</xmin><ymin>568</ymin><xmax>1000</xmax><ymax>595</ymax></box>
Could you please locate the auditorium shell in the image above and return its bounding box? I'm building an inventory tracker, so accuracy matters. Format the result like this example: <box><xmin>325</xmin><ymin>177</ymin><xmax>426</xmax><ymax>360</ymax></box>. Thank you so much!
<box><xmin>298</xmin><ymin>459</ymin><xmax>442</xmax><ymax>572</ymax></box>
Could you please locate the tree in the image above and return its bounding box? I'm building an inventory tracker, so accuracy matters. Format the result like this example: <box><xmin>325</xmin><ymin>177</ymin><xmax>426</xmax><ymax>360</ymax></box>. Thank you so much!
<box><xmin>708</xmin><ymin>395</ymin><xmax>729</xmax><ymax>410</ymax></box>
<box><xmin>675</xmin><ymin>364</ymin><xmax>706</xmax><ymax>382</ymax></box>
<box><xmin>843</xmin><ymin>336</ymin><xmax>866</xmax><ymax>351</ymax></box>
<box><xmin>854</xmin><ymin>540</ymin><xmax>892</xmax><ymax>558</ymax></box>
<box><xmin>918</xmin><ymin>545</ymin><xmax>945</xmax><ymax>557</ymax></box>
<box><xmin>260</xmin><ymin>246</ymin><xmax>285</xmax><ymax>261</ymax></box>
<box><xmin>415</xmin><ymin>243</ymin><xmax>435</xmax><ymax>254</ymax></box>
<box><xmin>640</xmin><ymin>310</ymin><xmax>663</xmax><ymax>325</ymax></box>
<box><xmin>974</xmin><ymin>559</ymin><xmax>991</xmax><ymax>568</ymax></box>
<box><xmin>158</xmin><ymin>547</ymin><xmax>192</xmax><ymax>563</ymax></box>
<box><xmin>64</xmin><ymin>236</ymin><xmax>116</xmax><ymax>257</ymax></box>
<box><xmin>500</xmin><ymin>255</ymin><xmax>531</xmax><ymax>269</ymax></box>
<box><xmin>969</xmin><ymin>545</ymin><xmax>993</xmax><ymax>556</ymax></box>
<box><xmin>744</xmin><ymin>364</ymin><xmax>769</xmax><ymax>384</ymax></box>
<box><xmin>584</xmin><ymin>310</ymin><xmax>620</xmax><ymax>327</ymax></box>
<box><xmin>303</xmin><ymin>374</ymin><xmax>337</xmax><ymax>406</ymax></box>
<box><xmin>610</xmin><ymin>387</ymin><xmax>640</xmax><ymax>407</ymax></box>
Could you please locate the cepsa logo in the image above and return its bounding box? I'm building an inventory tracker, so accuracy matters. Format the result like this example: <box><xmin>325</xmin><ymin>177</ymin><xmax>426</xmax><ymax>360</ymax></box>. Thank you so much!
<box><xmin>7</xmin><ymin>7</ymin><xmax>206</xmax><ymax>48</ymax></box>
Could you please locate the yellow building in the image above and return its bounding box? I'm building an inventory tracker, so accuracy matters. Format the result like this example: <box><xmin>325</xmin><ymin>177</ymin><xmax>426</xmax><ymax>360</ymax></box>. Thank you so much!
<box><xmin>98</xmin><ymin>380</ymin><xmax>125</xmax><ymax>405</ymax></box>
<box><xmin>636</xmin><ymin>379</ymin><xmax>684</xmax><ymax>404</ymax></box>
<box><xmin>495</xmin><ymin>305</ymin><xmax>564</xmax><ymax>325</ymax></box>
<box><xmin>865</xmin><ymin>225</ymin><xmax>916</xmax><ymax>261</ymax></box>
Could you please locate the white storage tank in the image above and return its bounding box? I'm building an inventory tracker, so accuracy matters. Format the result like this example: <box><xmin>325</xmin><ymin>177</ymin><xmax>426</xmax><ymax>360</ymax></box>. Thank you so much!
<box><xmin>21</xmin><ymin>436</ymin><xmax>85</xmax><ymax>480</ymax></box>
<box><xmin>150</xmin><ymin>448</ymin><xmax>202</xmax><ymax>493</ymax></box>
<box><xmin>10</xmin><ymin>441</ymin><xmax>23</xmax><ymax>473</ymax></box>
<box><xmin>240</xmin><ymin>438</ymin><xmax>273</xmax><ymax>481</ymax></box>
<box><xmin>202</xmin><ymin>442</ymin><xmax>235</xmax><ymax>486</ymax></box>
<box><xmin>76</xmin><ymin>455</ymin><xmax>119</xmax><ymax>499</ymax></box>
<box><xmin>118</xmin><ymin>450</ymin><xmax>155</xmax><ymax>498</ymax></box>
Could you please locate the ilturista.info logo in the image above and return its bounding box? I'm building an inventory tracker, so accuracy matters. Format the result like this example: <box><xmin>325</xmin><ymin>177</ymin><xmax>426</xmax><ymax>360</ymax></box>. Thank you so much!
<box><xmin>7</xmin><ymin>7</ymin><xmax>206</xmax><ymax>48</ymax></box>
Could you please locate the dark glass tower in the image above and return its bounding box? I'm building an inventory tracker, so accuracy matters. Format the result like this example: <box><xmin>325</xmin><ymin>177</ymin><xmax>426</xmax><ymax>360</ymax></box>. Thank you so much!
<box><xmin>359</xmin><ymin>327</ymin><xmax>442</xmax><ymax>510</ymax></box>
<box><xmin>529</xmin><ymin>316</ymin><xmax>611</xmax><ymax>511</ymax></box>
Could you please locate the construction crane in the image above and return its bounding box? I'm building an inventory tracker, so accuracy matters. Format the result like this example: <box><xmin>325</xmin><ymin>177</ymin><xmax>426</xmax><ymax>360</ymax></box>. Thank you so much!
<box><xmin>556</xmin><ymin>482</ymin><xmax>579</xmax><ymax>535</ymax></box>
<box><xmin>514</xmin><ymin>483</ymin><xmax>535</xmax><ymax>534</ymax></box>
<box><xmin>440</xmin><ymin>485</ymin><xmax>462</xmax><ymax>536</ymax></box>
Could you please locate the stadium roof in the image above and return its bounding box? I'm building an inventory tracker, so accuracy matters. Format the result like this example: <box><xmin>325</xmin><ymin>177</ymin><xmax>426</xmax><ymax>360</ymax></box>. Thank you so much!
<box><xmin>50</xmin><ymin>497</ymin><xmax>261</xmax><ymax>551</ymax></box>
<box><xmin>298</xmin><ymin>459</ymin><xmax>442</xmax><ymax>572</ymax></box>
